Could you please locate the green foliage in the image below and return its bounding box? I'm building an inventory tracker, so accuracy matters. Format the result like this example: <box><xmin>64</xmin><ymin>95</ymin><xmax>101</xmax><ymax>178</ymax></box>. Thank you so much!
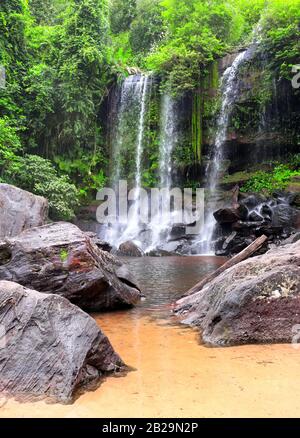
<box><xmin>60</xmin><ymin>248</ymin><xmax>69</xmax><ymax>262</ymax></box>
<box><xmin>145</xmin><ymin>0</ymin><xmax>247</xmax><ymax>94</ymax></box>
<box><xmin>4</xmin><ymin>154</ymin><xmax>80</xmax><ymax>220</ymax></box>
<box><xmin>0</xmin><ymin>117</ymin><xmax>22</xmax><ymax>173</ymax></box>
<box><xmin>259</xmin><ymin>0</ymin><xmax>300</xmax><ymax>79</ymax></box>
<box><xmin>192</xmin><ymin>93</ymin><xmax>202</xmax><ymax>162</ymax></box>
<box><xmin>241</xmin><ymin>163</ymin><xmax>300</xmax><ymax>195</ymax></box>
<box><xmin>110</xmin><ymin>0</ymin><xmax>136</xmax><ymax>35</ymax></box>
<box><xmin>0</xmin><ymin>0</ymin><xmax>299</xmax><ymax>212</ymax></box>
<box><xmin>129</xmin><ymin>0</ymin><xmax>165</xmax><ymax>56</ymax></box>
<box><xmin>289</xmin><ymin>153</ymin><xmax>300</xmax><ymax>170</ymax></box>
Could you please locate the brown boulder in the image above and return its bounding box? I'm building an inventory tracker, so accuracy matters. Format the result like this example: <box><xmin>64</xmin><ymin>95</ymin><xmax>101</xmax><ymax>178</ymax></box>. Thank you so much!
<box><xmin>0</xmin><ymin>281</ymin><xmax>124</xmax><ymax>403</ymax></box>
<box><xmin>0</xmin><ymin>222</ymin><xmax>141</xmax><ymax>311</ymax></box>
<box><xmin>175</xmin><ymin>241</ymin><xmax>300</xmax><ymax>346</ymax></box>
<box><xmin>213</xmin><ymin>205</ymin><xmax>247</xmax><ymax>224</ymax></box>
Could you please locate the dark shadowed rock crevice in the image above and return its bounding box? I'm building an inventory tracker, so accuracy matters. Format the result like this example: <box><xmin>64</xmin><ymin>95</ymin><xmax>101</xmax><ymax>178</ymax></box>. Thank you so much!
<box><xmin>0</xmin><ymin>281</ymin><xmax>125</xmax><ymax>404</ymax></box>
<box><xmin>0</xmin><ymin>222</ymin><xmax>142</xmax><ymax>312</ymax></box>
<box><xmin>175</xmin><ymin>241</ymin><xmax>300</xmax><ymax>346</ymax></box>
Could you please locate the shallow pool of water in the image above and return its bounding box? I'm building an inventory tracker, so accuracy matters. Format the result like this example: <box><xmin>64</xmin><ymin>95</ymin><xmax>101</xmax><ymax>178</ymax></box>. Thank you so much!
<box><xmin>2</xmin><ymin>256</ymin><xmax>300</xmax><ymax>418</ymax></box>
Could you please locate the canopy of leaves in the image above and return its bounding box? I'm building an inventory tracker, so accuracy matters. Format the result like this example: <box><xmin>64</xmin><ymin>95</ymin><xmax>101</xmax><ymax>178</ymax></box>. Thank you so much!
<box><xmin>0</xmin><ymin>0</ymin><xmax>299</xmax><ymax>214</ymax></box>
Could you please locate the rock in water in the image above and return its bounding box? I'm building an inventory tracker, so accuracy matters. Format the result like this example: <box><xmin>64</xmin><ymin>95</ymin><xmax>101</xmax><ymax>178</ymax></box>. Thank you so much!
<box><xmin>118</xmin><ymin>241</ymin><xmax>144</xmax><ymax>257</ymax></box>
<box><xmin>175</xmin><ymin>241</ymin><xmax>300</xmax><ymax>346</ymax></box>
<box><xmin>0</xmin><ymin>184</ymin><xmax>48</xmax><ymax>239</ymax></box>
<box><xmin>0</xmin><ymin>222</ymin><xmax>141</xmax><ymax>311</ymax></box>
<box><xmin>0</xmin><ymin>281</ymin><xmax>124</xmax><ymax>403</ymax></box>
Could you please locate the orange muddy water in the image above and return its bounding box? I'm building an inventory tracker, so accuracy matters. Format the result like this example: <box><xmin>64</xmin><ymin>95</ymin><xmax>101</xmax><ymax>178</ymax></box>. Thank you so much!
<box><xmin>1</xmin><ymin>256</ymin><xmax>300</xmax><ymax>418</ymax></box>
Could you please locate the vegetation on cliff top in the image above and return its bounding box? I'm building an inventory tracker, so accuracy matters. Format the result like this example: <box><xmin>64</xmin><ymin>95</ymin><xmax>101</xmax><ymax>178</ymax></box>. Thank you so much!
<box><xmin>0</xmin><ymin>0</ymin><xmax>299</xmax><ymax>216</ymax></box>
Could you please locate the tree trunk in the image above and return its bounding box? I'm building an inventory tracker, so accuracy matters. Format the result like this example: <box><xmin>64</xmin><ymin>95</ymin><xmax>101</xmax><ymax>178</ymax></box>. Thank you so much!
<box><xmin>184</xmin><ymin>235</ymin><xmax>268</xmax><ymax>296</ymax></box>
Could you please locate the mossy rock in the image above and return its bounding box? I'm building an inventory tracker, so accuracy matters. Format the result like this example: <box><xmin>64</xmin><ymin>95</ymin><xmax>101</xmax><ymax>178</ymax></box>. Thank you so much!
<box><xmin>220</xmin><ymin>171</ymin><xmax>256</xmax><ymax>190</ymax></box>
<box><xmin>287</xmin><ymin>176</ymin><xmax>300</xmax><ymax>207</ymax></box>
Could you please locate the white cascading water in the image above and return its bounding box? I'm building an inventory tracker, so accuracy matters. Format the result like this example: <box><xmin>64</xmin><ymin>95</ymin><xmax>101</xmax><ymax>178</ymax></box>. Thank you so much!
<box><xmin>159</xmin><ymin>95</ymin><xmax>177</xmax><ymax>189</ymax></box>
<box><xmin>196</xmin><ymin>50</ymin><xmax>249</xmax><ymax>254</ymax></box>
<box><xmin>106</xmin><ymin>86</ymin><xmax>179</xmax><ymax>252</ymax></box>
<box><xmin>120</xmin><ymin>75</ymin><xmax>150</xmax><ymax>243</ymax></box>
<box><xmin>105</xmin><ymin>74</ymin><xmax>150</xmax><ymax>247</ymax></box>
<box><xmin>145</xmin><ymin>95</ymin><xmax>178</xmax><ymax>252</ymax></box>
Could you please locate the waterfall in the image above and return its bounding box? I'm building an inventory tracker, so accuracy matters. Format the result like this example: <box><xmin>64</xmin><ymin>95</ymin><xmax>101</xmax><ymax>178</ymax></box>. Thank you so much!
<box><xmin>111</xmin><ymin>75</ymin><xmax>144</xmax><ymax>187</ymax></box>
<box><xmin>105</xmin><ymin>74</ymin><xmax>151</xmax><ymax>247</ymax></box>
<box><xmin>120</xmin><ymin>75</ymin><xmax>150</xmax><ymax>243</ymax></box>
<box><xmin>106</xmin><ymin>77</ymin><xmax>180</xmax><ymax>253</ymax></box>
<box><xmin>196</xmin><ymin>50</ymin><xmax>249</xmax><ymax>254</ymax></box>
<box><xmin>145</xmin><ymin>95</ymin><xmax>178</xmax><ymax>253</ymax></box>
<box><xmin>159</xmin><ymin>95</ymin><xmax>177</xmax><ymax>189</ymax></box>
<box><xmin>135</xmin><ymin>75</ymin><xmax>150</xmax><ymax>189</ymax></box>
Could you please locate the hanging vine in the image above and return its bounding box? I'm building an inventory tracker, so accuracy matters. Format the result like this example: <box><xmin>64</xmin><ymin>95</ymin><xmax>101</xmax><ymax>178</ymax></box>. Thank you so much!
<box><xmin>192</xmin><ymin>92</ymin><xmax>202</xmax><ymax>163</ymax></box>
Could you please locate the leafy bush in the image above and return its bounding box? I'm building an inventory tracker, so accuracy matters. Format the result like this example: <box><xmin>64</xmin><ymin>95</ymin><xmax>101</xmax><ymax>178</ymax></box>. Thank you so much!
<box><xmin>0</xmin><ymin>117</ymin><xmax>22</xmax><ymax>170</ymax></box>
<box><xmin>240</xmin><ymin>164</ymin><xmax>300</xmax><ymax>194</ymax></box>
<box><xmin>4</xmin><ymin>154</ymin><xmax>80</xmax><ymax>220</ymax></box>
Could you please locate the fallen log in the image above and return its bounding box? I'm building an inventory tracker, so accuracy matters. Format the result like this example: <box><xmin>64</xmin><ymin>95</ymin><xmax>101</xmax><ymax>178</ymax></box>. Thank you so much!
<box><xmin>231</xmin><ymin>184</ymin><xmax>240</xmax><ymax>209</ymax></box>
<box><xmin>184</xmin><ymin>235</ymin><xmax>268</xmax><ymax>297</ymax></box>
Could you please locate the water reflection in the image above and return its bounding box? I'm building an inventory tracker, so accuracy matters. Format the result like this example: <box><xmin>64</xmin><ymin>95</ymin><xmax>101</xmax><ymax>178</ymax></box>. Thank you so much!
<box><xmin>120</xmin><ymin>256</ymin><xmax>226</xmax><ymax>320</ymax></box>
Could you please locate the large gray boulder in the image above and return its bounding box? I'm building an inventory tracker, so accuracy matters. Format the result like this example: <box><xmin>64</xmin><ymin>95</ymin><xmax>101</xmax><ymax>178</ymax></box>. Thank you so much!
<box><xmin>0</xmin><ymin>222</ymin><xmax>141</xmax><ymax>311</ymax></box>
<box><xmin>0</xmin><ymin>184</ymin><xmax>48</xmax><ymax>239</ymax></box>
<box><xmin>175</xmin><ymin>241</ymin><xmax>300</xmax><ymax>346</ymax></box>
<box><xmin>0</xmin><ymin>281</ymin><xmax>124</xmax><ymax>403</ymax></box>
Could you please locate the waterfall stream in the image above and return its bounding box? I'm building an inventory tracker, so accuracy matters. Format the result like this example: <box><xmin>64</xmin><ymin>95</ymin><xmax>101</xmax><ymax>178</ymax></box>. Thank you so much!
<box><xmin>105</xmin><ymin>74</ymin><xmax>151</xmax><ymax>247</ymax></box>
<box><xmin>106</xmin><ymin>80</ymin><xmax>179</xmax><ymax>252</ymax></box>
<box><xmin>196</xmin><ymin>49</ymin><xmax>250</xmax><ymax>254</ymax></box>
<box><xmin>106</xmin><ymin>51</ymin><xmax>254</xmax><ymax>255</ymax></box>
<box><xmin>145</xmin><ymin>95</ymin><xmax>178</xmax><ymax>253</ymax></box>
<box><xmin>159</xmin><ymin>95</ymin><xmax>177</xmax><ymax>189</ymax></box>
<box><xmin>119</xmin><ymin>75</ymin><xmax>150</xmax><ymax>243</ymax></box>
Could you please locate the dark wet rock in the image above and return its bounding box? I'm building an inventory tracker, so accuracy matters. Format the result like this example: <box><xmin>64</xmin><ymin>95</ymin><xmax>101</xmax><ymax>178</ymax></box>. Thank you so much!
<box><xmin>169</xmin><ymin>224</ymin><xmax>187</xmax><ymax>241</ymax></box>
<box><xmin>291</xmin><ymin>191</ymin><xmax>300</xmax><ymax>208</ymax></box>
<box><xmin>232</xmin><ymin>221</ymin><xmax>264</xmax><ymax>233</ymax></box>
<box><xmin>0</xmin><ymin>184</ymin><xmax>48</xmax><ymax>239</ymax></box>
<box><xmin>85</xmin><ymin>232</ymin><xmax>112</xmax><ymax>252</ymax></box>
<box><xmin>271</xmin><ymin>204</ymin><xmax>298</xmax><ymax>228</ymax></box>
<box><xmin>254</xmin><ymin>225</ymin><xmax>284</xmax><ymax>237</ymax></box>
<box><xmin>118</xmin><ymin>241</ymin><xmax>144</xmax><ymax>257</ymax></box>
<box><xmin>240</xmin><ymin>194</ymin><xmax>266</xmax><ymax>210</ymax></box>
<box><xmin>261</xmin><ymin>204</ymin><xmax>273</xmax><ymax>217</ymax></box>
<box><xmin>148</xmin><ymin>241</ymin><xmax>182</xmax><ymax>256</ymax></box>
<box><xmin>175</xmin><ymin>241</ymin><xmax>300</xmax><ymax>346</ymax></box>
<box><xmin>213</xmin><ymin>205</ymin><xmax>247</xmax><ymax>224</ymax></box>
<box><xmin>248</xmin><ymin>211</ymin><xmax>264</xmax><ymax>222</ymax></box>
<box><xmin>0</xmin><ymin>222</ymin><xmax>141</xmax><ymax>312</ymax></box>
<box><xmin>273</xmin><ymin>191</ymin><xmax>297</xmax><ymax>205</ymax></box>
<box><xmin>0</xmin><ymin>281</ymin><xmax>124</xmax><ymax>403</ymax></box>
<box><xmin>169</xmin><ymin>223</ymin><xmax>195</xmax><ymax>241</ymax></box>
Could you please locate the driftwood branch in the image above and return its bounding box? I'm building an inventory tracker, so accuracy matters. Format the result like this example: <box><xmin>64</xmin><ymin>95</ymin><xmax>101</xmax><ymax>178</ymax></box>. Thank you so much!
<box><xmin>231</xmin><ymin>184</ymin><xmax>240</xmax><ymax>209</ymax></box>
<box><xmin>184</xmin><ymin>235</ymin><xmax>268</xmax><ymax>297</ymax></box>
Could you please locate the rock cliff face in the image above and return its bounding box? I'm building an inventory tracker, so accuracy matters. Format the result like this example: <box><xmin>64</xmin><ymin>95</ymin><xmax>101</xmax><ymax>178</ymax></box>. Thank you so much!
<box><xmin>0</xmin><ymin>184</ymin><xmax>48</xmax><ymax>239</ymax></box>
<box><xmin>0</xmin><ymin>281</ymin><xmax>124</xmax><ymax>403</ymax></box>
<box><xmin>204</xmin><ymin>49</ymin><xmax>299</xmax><ymax>177</ymax></box>
<box><xmin>0</xmin><ymin>222</ymin><xmax>141</xmax><ymax>311</ymax></box>
<box><xmin>175</xmin><ymin>240</ymin><xmax>300</xmax><ymax>346</ymax></box>
<box><xmin>175</xmin><ymin>48</ymin><xmax>299</xmax><ymax>186</ymax></box>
